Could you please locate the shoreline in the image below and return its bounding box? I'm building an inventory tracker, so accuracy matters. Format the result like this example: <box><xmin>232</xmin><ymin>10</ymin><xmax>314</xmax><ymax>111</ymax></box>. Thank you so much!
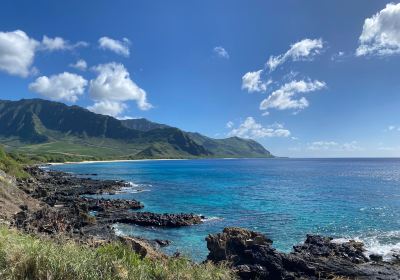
<box><xmin>46</xmin><ymin>157</ymin><xmax>274</xmax><ymax>165</ymax></box>
<box><xmin>47</xmin><ymin>158</ymin><xmax>190</xmax><ymax>165</ymax></box>
<box><xmin>45</xmin><ymin>157</ymin><xmax>400</xmax><ymax>166</ymax></box>
<box><xmin>7</xmin><ymin>165</ymin><xmax>400</xmax><ymax>279</ymax></box>
<box><xmin>12</xmin><ymin>166</ymin><xmax>203</xmax><ymax>255</ymax></box>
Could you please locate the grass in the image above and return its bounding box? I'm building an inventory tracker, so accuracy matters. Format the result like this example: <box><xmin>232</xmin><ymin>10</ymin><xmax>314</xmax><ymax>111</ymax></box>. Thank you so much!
<box><xmin>0</xmin><ymin>227</ymin><xmax>235</xmax><ymax>280</ymax></box>
<box><xmin>0</xmin><ymin>146</ymin><xmax>29</xmax><ymax>179</ymax></box>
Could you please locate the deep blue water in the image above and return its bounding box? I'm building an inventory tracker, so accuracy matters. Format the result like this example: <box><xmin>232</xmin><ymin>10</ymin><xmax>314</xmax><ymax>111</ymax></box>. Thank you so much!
<box><xmin>49</xmin><ymin>158</ymin><xmax>400</xmax><ymax>261</ymax></box>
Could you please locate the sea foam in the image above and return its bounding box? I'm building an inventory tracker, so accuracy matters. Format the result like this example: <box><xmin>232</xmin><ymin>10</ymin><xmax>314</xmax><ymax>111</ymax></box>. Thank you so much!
<box><xmin>116</xmin><ymin>181</ymin><xmax>151</xmax><ymax>194</ymax></box>
<box><xmin>333</xmin><ymin>230</ymin><xmax>400</xmax><ymax>261</ymax></box>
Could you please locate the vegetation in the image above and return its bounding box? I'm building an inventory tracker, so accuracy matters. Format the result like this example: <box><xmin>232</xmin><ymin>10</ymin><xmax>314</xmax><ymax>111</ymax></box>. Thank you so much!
<box><xmin>0</xmin><ymin>146</ymin><xmax>28</xmax><ymax>179</ymax></box>
<box><xmin>0</xmin><ymin>99</ymin><xmax>272</xmax><ymax>161</ymax></box>
<box><xmin>0</xmin><ymin>227</ymin><xmax>235</xmax><ymax>280</ymax></box>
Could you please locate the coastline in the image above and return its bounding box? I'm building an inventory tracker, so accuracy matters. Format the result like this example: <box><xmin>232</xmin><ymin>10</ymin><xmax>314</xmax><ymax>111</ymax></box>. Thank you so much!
<box><xmin>46</xmin><ymin>157</ymin><xmax>271</xmax><ymax>165</ymax></box>
<box><xmin>47</xmin><ymin>158</ymin><xmax>190</xmax><ymax>165</ymax></box>
<box><xmin>6</xmin><ymin>165</ymin><xmax>400</xmax><ymax>279</ymax></box>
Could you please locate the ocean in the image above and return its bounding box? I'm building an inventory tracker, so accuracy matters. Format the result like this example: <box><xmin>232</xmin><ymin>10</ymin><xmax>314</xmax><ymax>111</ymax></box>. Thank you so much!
<box><xmin>49</xmin><ymin>158</ymin><xmax>400</xmax><ymax>262</ymax></box>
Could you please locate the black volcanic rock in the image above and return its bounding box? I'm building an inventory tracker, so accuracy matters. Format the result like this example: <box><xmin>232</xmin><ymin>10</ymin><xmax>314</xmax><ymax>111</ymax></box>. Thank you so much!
<box><xmin>14</xmin><ymin>165</ymin><xmax>203</xmax><ymax>244</ymax></box>
<box><xmin>98</xmin><ymin>211</ymin><xmax>203</xmax><ymax>227</ymax></box>
<box><xmin>206</xmin><ymin>227</ymin><xmax>400</xmax><ymax>280</ymax></box>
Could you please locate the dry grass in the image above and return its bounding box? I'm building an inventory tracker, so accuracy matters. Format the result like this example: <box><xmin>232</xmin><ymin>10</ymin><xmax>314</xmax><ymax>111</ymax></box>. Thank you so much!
<box><xmin>0</xmin><ymin>227</ymin><xmax>236</xmax><ymax>280</ymax></box>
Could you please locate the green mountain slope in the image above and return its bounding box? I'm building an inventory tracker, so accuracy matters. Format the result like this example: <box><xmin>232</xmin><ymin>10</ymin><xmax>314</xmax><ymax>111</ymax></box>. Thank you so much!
<box><xmin>121</xmin><ymin>118</ymin><xmax>170</xmax><ymax>131</ymax></box>
<box><xmin>0</xmin><ymin>99</ymin><xmax>273</xmax><ymax>161</ymax></box>
<box><xmin>187</xmin><ymin>132</ymin><xmax>272</xmax><ymax>158</ymax></box>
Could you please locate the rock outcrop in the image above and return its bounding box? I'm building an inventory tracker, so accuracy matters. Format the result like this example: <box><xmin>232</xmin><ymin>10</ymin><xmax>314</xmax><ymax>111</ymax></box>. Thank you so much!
<box><xmin>98</xmin><ymin>211</ymin><xmax>203</xmax><ymax>227</ymax></box>
<box><xmin>206</xmin><ymin>227</ymin><xmax>400</xmax><ymax>280</ymax></box>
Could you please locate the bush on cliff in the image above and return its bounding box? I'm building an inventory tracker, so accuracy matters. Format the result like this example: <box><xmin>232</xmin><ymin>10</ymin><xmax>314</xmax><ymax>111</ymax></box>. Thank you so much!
<box><xmin>0</xmin><ymin>146</ymin><xmax>28</xmax><ymax>179</ymax></box>
<box><xmin>0</xmin><ymin>227</ymin><xmax>235</xmax><ymax>280</ymax></box>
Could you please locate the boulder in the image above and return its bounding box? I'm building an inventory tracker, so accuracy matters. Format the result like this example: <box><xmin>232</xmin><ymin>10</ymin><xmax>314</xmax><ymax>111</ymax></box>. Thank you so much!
<box><xmin>118</xmin><ymin>236</ymin><xmax>166</xmax><ymax>260</ymax></box>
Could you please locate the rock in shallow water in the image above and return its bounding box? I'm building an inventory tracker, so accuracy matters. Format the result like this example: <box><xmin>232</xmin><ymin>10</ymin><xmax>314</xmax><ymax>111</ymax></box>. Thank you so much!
<box><xmin>206</xmin><ymin>227</ymin><xmax>400</xmax><ymax>280</ymax></box>
<box><xmin>99</xmin><ymin>211</ymin><xmax>203</xmax><ymax>227</ymax></box>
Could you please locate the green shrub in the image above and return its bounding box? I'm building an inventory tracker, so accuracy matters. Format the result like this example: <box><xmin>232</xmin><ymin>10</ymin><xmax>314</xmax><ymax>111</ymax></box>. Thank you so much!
<box><xmin>0</xmin><ymin>227</ymin><xmax>235</xmax><ymax>280</ymax></box>
<box><xmin>0</xmin><ymin>146</ymin><xmax>29</xmax><ymax>179</ymax></box>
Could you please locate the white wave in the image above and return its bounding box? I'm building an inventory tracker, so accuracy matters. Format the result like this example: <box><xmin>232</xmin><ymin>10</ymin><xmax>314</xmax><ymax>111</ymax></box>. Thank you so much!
<box><xmin>333</xmin><ymin>230</ymin><xmax>400</xmax><ymax>261</ymax></box>
<box><xmin>362</xmin><ymin>231</ymin><xmax>400</xmax><ymax>261</ymax></box>
<box><xmin>126</xmin><ymin>181</ymin><xmax>140</xmax><ymax>187</ymax></box>
<box><xmin>201</xmin><ymin>216</ymin><xmax>223</xmax><ymax>222</ymax></box>
<box><xmin>117</xmin><ymin>187</ymin><xmax>150</xmax><ymax>194</ymax></box>
<box><xmin>112</xmin><ymin>224</ymin><xmax>124</xmax><ymax>236</ymax></box>
<box><xmin>116</xmin><ymin>181</ymin><xmax>151</xmax><ymax>194</ymax></box>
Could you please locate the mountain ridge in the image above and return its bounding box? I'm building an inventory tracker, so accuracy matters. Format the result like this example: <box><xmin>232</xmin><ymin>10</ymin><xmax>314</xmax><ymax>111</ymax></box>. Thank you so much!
<box><xmin>0</xmin><ymin>99</ymin><xmax>273</xmax><ymax>161</ymax></box>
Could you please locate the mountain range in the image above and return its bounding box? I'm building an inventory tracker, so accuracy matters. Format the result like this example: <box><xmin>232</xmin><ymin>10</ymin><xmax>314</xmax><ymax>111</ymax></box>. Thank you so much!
<box><xmin>0</xmin><ymin>99</ymin><xmax>272</xmax><ymax>161</ymax></box>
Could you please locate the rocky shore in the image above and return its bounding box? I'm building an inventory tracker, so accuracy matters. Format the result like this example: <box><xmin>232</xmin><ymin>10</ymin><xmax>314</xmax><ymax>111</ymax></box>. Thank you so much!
<box><xmin>206</xmin><ymin>227</ymin><xmax>400</xmax><ymax>280</ymax></box>
<box><xmin>12</xmin><ymin>166</ymin><xmax>203</xmax><ymax>258</ymax></box>
<box><xmin>6</xmin><ymin>166</ymin><xmax>400</xmax><ymax>279</ymax></box>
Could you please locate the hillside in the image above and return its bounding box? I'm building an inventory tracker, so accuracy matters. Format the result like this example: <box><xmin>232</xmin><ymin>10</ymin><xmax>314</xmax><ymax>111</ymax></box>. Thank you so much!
<box><xmin>0</xmin><ymin>99</ymin><xmax>273</xmax><ymax>161</ymax></box>
<box><xmin>121</xmin><ymin>118</ymin><xmax>170</xmax><ymax>131</ymax></box>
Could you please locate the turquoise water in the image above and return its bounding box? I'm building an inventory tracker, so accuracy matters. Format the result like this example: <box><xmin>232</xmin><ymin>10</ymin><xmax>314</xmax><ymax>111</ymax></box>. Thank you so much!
<box><xmin>50</xmin><ymin>158</ymin><xmax>400</xmax><ymax>261</ymax></box>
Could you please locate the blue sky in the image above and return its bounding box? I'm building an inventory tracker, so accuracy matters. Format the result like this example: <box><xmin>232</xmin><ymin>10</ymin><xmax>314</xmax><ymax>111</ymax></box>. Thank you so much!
<box><xmin>0</xmin><ymin>0</ymin><xmax>400</xmax><ymax>157</ymax></box>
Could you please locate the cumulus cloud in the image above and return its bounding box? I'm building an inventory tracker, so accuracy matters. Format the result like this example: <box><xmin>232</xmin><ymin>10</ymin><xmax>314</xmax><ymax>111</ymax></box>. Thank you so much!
<box><xmin>242</xmin><ymin>70</ymin><xmax>271</xmax><ymax>93</ymax></box>
<box><xmin>29</xmin><ymin>72</ymin><xmax>87</xmax><ymax>102</ymax></box>
<box><xmin>40</xmin><ymin>35</ymin><xmax>88</xmax><ymax>51</ymax></box>
<box><xmin>267</xmin><ymin>38</ymin><xmax>324</xmax><ymax>71</ymax></box>
<box><xmin>98</xmin><ymin>37</ymin><xmax>130</xmax><ymax>57</ymax></box>
<box><xmin>87</xmin><ymin>100</ymin><xmax>127</xmax><ymax>117</ymax></box>
<box><xmin>228</xmin><ymin>117</ymin><xmax>290</xmax><ymax>139</ymax></box>
<box><xmin>307</xmin><ymin>141</ymin><xmax>362</xmax><ymax>152</ymax></box>
<box><xmin>0</xmin><ymin>30</ymin><xmax>39</xmax><ymax>77</ymax></box>
<box><xmin>213</xmin><ymin>46</ymin><xmax>229</xmax><ymax>59</ymax></box>
<box><xmin>69</xmin><ymin>59</ymin><xmax>87</xmax><ymax>71</ymax></box>
<box><xmin>88</xmin><ymin>62</ymin><xmax>151</xmax><ymax>116</ymax></box>
<box><xmin>356</xmin><ymin>3</ymin><xmax>400</xmax><ymax>56</ymax></box>
<box><xmin>259</xmin><ymin>80</ymin><xmax>326</xmax><ymax>114</ymax></box>
<box><xmin>0</xmin><ymin>30</ymin><xmax>90</xmax><ymax>77</ymax></box>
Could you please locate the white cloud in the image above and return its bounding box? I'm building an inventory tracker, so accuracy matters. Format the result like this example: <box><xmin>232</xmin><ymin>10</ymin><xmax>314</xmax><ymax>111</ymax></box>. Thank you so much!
<box><xmin>98</xmin><ymin>37</ymin><xmax>130</xmax><ymax>57</ymax></box>
<box><xmin>40</xmin><ymin>35</ymin><xmax>88</xmax><ymax>51</ymax></box>
<box><xmin>241</xmin><ymin>70</ymin><xmax>271</xmax><ymax>93</ymax></box>
<box><xmin>331</xmin><ymin>51</ymin><xmax>345</xmax><ymax>61</ymax></box>
<box><xmin>386</xmin><ymin>125</ymin><xmax>400</xmax><ymax>131</ymax></box>
<box><xmin>356</xmin><ymin>3</ymin><xmax>400</xmax><ymax>56</ymax></box>
<box><xmin>267</xmin><ymin>38</ymin><xmax>324</xmax><ymax>71</ymax></box>
<box><xmin>0</xmin><ymin>30</ymin><xmax>39</xmax><ymax>77</ymax></box>
<box><xmin>0</xmin><ymin>30</ymin><xmax>90</xmax><ymax>77</ymax></box>
<box><xmin>307</xmin><ymin>141</ymin><xmax>362</xmax><ymax>151</ymax></box>
<box><xmin>228</xmin><ymin>117</ymin><xmax>290</xmax><ymax>139</ymax></box>
<box><xmin>116</xmin><ymin>115</ymin><xmax>139</xmax><ymax>120</ymax></box>
<box><xmin>213</xmin><ymin>46</ymin><xmax>229</xmax><ymax>59</ymax></box>
<box><xmin>226</xmin><ymin>121</ymin><xmax>234</xmax><ymax>128</ymax></box>
<box><xmin>87</xmin><ymin>100</ymin><xmax>127</xmax><ymax>117</ymax></box>
<box><xmin>88</xmin><ymin>62</ymin><xmax>151</xmax><ymax>117</ymax></box>
<box><xmin>69</xmin><ymin>59</ymin><xmax>87</xmax><ymax>71</ymax></box>
<box><xmin>29</xmin><ymin>72</ymin><xmax>87</xmax><ymax>102</ymax></box>
<box><xmin>259</xmin><ymin>80</ymin><xmax>326</xmax><ymax>114</ymax></box>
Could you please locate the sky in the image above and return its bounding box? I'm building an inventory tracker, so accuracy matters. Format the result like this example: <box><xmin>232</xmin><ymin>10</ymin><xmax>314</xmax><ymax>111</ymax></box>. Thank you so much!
<box><xmin>0</xmin><ymin>0</ymin><xmax>400</xmax><ymax>157</ymax></box>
